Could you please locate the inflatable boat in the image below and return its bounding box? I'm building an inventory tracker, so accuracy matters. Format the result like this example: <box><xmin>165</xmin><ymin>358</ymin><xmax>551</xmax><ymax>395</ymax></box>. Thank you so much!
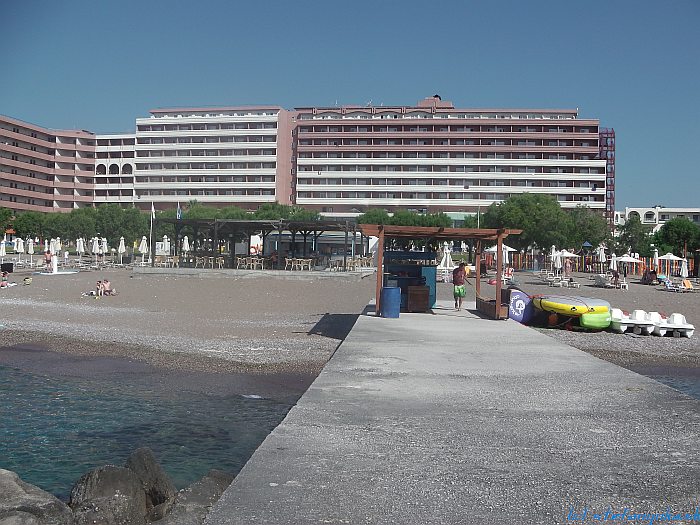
<box><xmin>532</xmin><ymin>295</ymin><xmax>611</xmax><ymax>316</ymax></box>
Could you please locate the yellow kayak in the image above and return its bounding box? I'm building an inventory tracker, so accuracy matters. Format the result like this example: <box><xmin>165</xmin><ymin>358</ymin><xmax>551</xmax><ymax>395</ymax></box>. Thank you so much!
<box><xmin>532</xmin><ymin>295</ymin><xmax>610</xmax><ymax>316</ymax></box>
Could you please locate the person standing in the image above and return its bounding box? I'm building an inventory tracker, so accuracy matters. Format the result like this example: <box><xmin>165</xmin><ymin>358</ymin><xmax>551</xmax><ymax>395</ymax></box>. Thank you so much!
<box><xmin>453</xmin><ymin>262</ymin><xmax>467</xmax><ymax>311</ymax></box>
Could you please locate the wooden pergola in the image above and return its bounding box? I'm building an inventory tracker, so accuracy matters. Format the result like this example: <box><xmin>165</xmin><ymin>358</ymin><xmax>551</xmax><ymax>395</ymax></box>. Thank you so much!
<box><xmin>359</xmin><ymin>224</ymin><xmax>522</xmax><ymax>319</ymax></box>
<box><xmin>153</xmin><ymin>218</ymin><xmax>364</xmax><ymax>269</ymax></box>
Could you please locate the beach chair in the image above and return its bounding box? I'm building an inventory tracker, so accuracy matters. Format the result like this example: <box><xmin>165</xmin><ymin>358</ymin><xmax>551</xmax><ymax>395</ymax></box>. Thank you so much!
<box><xmin>681</xmin><ymin>279</ymin><xmax>696</xmax><ymax>292</ymax></box>
<box><xmin>663</xmin><ymin>279</ymin><xmax>687</xmax><ymax>293</ymax></box>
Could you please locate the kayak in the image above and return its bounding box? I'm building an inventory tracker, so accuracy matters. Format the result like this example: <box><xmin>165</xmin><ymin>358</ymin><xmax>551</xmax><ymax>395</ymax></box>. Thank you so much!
<box><xmin>579</xmin><ymin>311</ymin><xmax>612</xmax><ymax>330</ymax></box>
<box><xmin>532</xmin><ymin>295</ymin><xmax>610</xmax><ymax>316</ymax></box>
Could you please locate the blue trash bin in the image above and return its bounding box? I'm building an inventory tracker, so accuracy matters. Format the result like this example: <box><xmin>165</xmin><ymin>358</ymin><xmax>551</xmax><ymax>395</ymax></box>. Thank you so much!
<box><xmin>381</xmin><ymin>286</ymin><xmax>401</xmax><ymax>318</ymax></box>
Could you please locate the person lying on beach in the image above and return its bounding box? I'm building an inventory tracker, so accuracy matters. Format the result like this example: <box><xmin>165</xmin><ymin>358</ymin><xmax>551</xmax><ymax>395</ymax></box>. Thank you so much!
<box><xmin>102</xmin><ymin>279</ymin><xmax>118</xmax><ymax>296</ymax></box>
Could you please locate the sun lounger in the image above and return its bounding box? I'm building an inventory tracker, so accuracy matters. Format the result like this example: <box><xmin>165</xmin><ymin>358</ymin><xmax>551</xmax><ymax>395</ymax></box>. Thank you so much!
<box><xmin>663</xmin><ymin>280</ymin><xmax>688</xmax><ymax>293</ymax></box>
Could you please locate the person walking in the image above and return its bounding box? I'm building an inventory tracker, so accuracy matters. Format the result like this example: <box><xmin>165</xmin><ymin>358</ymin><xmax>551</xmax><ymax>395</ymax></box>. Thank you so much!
<box><xmin>453</xmin><ymin>262</ymin><xmax>467</xmax><ymax>311</ymax></box>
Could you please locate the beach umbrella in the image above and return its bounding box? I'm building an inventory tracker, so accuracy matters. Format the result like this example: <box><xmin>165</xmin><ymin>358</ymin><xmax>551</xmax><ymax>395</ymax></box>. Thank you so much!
<box><xmin>549</xmin><ymin>245</ymin><xmax>557</xmax><ymax>271</ymax></box>
<box><xmin>44</xmin><ymin>238</ymin><xmax>49</xmax><ymax>254</ymax></box>
<box><xmin>182</xmin><ymin>235</ymin><xmax>190</xmax><ymax>254</ymax></box>
<box><xmin>76</xmin><ymin>238</ymin><xmax>85</xmax><ymax>258</ymax></box>
<box><xmin>55</xmin><ymin>237</ymin><xmax>62</xmax><ymax>254</ymax></box>
<box><xmin>163</xmin><ymin>235</ymin><xmax>171</xmax><ymax>256</ymax></box>
<box><xmin>680</xmin><ymin>259</ymin><xmax>689</xmax><ymax>279</ymax></box>
<box><xmin>138</xmin><ymin>236</ymin><xmax>149</xmax><ymax>264</ymax></box>
<box><xmin>653</xmin><ymin>248</ymin><xmax>659</xmax><ymax>272</ymax></box>
<box><xmin>101</xmin><ymin>237</ymin><xmax>108</xmax><ymax>255</ymax></box>
<box><xmin>609</xmin><ymin>253</ymin><xmax>617</xmax><ymax>272</ymax></box>
<box><xmin>118</xmin><ymin>237</ymin><xmax>126</xmax><ymax>265</ymax></box>
<box><xmin>15</xmin><ymin>237</ymin><xmax>24</xmax><ymax>264</ymax></box>
<box><xmin>658</xmin><ymin>252</ymin><xmax>683</xmax><ymax>277</ymax></box>
<box><xmin>558</xmin><ymin>249</ymin><xmax>580</xmax><ymax>258</ymax></box>
<box><xmin>91</xmin><ymin>237</ymin><xmax>100</xmax><ymax>264</ymax></box>
<box><xmin>27</xmin><ymin>238</ymin><xmax>35</xmax><ymax>266</ymax></box>
<box><xmin>0</xmin><ymin>241</ymin><xmax>5</xmax><ymax>263</ymax></box>
<box><xmin>553</xmin><ymin>251</ymin><xmax>563</xmax><ymax>274</ymax></box>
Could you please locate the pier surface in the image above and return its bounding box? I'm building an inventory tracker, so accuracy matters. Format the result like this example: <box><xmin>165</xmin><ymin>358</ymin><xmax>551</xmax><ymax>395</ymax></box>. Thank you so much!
<box><xmin>207</xmin><ymin>302</ymin><xmax>700</xmax><ymax>524</ymax></box>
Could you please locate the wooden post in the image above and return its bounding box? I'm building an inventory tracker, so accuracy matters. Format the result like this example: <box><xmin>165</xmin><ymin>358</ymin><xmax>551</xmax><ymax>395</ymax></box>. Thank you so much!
<box><xmin>474</xmin><ymin>239</ymin><xmax>481</xmax><ymax>298</ymax></box>
<box><xmin>375</xmin><ymin>226</ymin><xmax>384</xmax><ymax>315</ymax></box>
<box><xmin>495</xmin><ymin>233</ymin><xmax>503</xmax><ymax>320</ymax></box>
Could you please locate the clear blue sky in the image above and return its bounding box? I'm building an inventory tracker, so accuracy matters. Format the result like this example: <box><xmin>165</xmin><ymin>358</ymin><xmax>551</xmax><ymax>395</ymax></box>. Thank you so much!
<box><xmin>2</xmin><ymin>0</ymin><xmax>698</xmax><ymax>209</ymax></box>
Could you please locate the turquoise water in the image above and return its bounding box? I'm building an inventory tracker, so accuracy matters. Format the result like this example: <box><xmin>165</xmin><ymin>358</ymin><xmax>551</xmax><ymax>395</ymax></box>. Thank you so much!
<box><xmin>0</xmin><ymin>365</ymin><xmax>292</xmax><ymax>501</ymax></box>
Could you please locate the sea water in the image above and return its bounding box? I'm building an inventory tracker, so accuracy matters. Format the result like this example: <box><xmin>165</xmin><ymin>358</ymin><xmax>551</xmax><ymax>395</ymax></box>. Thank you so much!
<box><xmin>0</xmin><ymin>365</ymin><xmax>293</xmax><ymax>501</ymax></box>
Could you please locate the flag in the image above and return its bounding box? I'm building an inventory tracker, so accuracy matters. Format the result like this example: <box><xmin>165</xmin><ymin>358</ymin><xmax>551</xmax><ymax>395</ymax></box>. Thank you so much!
<box><xmin>151</xmin><ymin>203</ymin><xmax>156</xmax><ymax>220</ymax></box>
<box><xmin>176</xmin><ymin>202</ymin><xmax>182</xmax><ymax>220</ymax></box>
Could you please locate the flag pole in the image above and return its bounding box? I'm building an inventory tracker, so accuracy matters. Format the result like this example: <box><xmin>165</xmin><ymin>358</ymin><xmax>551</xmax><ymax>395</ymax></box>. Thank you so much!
<box><xmin>149</xmin><ymin>202</ymin><xmax>155</xmax><ymax>264</ymax></box>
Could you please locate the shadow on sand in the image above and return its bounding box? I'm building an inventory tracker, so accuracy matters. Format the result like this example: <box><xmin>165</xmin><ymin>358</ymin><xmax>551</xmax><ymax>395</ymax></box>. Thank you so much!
<box><xmin>308</xmin><ymin>313</ymin><xmax>362</xmax><ymax>340</ymax></box>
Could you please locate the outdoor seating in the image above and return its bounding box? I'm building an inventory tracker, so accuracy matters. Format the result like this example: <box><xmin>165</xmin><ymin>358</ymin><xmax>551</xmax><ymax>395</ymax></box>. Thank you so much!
<box><xmin>663</xmin><ymin>280</ymin><xmax>687</xmax><ymax>293</ymax></box>
<box><xmin>548</xmin><ymin>276</ymin><xmax>563</xmax><ymax>287</ymax></box>
<box><xmin>215</xmin><ymin>256</ymin><xmax>225</xmax><ymax>269</ymax></box>
<box><xmin>681</xmin><ymin>279</ymin><xmax>696</xmax><ymax>292</ymax></box>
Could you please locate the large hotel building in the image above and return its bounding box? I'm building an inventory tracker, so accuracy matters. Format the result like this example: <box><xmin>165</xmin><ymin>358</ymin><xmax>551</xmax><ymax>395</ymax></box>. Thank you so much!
<box><xmin>1</xmin><ymin>96</ymin><xmax>615</xmax><ymax>221</ymax></box>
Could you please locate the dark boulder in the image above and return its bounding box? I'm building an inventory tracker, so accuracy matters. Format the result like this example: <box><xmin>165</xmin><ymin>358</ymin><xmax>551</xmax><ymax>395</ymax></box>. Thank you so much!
<box><xmin>0</xmin><ymin>468</ymin><xmax>74</xmax><ymax>525</ymax></box>
<box><xmin>125</xmin><ymin>448</ymin><xmax>177</xmax><ymax>509</ymax></box>
<box><xmin>153</xmin><ymin>470</ymin><xmax>233</xmax><ymax>525</ymax></box>
<box><xmin>69</xmin><ymin>465</ymin><xmax>147</xmax><ymax>525</ymax></box>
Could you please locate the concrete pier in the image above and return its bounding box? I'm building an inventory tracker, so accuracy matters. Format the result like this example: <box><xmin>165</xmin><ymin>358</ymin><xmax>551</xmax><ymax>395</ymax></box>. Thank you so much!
<box><xmin>206</xmin><ymin>302</ymin><xmax>700</xmax><ymax>524</ymax></box>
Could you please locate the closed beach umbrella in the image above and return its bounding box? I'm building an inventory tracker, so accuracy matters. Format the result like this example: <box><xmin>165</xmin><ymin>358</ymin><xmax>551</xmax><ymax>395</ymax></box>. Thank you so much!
<box><xmin>27</xmin><ymin>238</ymin><xmax>35</xmax><ymax>266</ymax></box>
<box><xmin>49</xmin><ymin>238</ymin><xmax>56</xmax><ymax>255</ymax></box>
<box><xmin>0</xmin><ymin>241</ymin><xmax>5</xmax><ymax>263</ymax></box>
<box><xmin>138</xmin><ymin>236</ymin><xmax>149</xmax><ymax>264</ymax></box>
<box><xmin>182</xmin><ymin>235</ymin><xmax>190</xmax><ymax>254</ymax></box>
<box><xmin>681</xmin><ymin>259</ymin><xmax>689</xmax><ymax>279</ymax></box>
<box><xmin>609</xmin><ymin>253</ymin><xmax>617</xmax><ymax>272</ymax></box>
<box><xmin>163</xmin><ymin>235</ymin><xmax>170</xmax><ymax>256</ymax></box>
<box><xmin>653</xmin><ymin>248</ymin><xmax>659</xmax><ymax>272</ymax></box>
<box><xmin>118</xmin><ymin>237</ymin><xmax>126</xmax><ymax>264</ymax></box>
<box><xmin>76</xmin><ymin>238</ymin><xmax>85</xmax><ymax>257</ymax></box>
<box><xmin>550</xmin><ymin>245</ymin><xmax>557</xmax><ymax>271</ymax></box>
<box><xmin>15</xmin><ymin>238</ymin><xmax>24</xmax><ymax>264</ymax></box>
<box><xmin>101</xmin><ymin>237</ymin><xmax>108</xmax><ymax>254</ymax></box>
<box><xmin>44</xmin><ymin>238</ymin><xmax>49</xmax><ymax>254</ymax></box>
<box><xmin>554</xmin><ymin>251</ymin><xmax>562</xmax><ymax>274</ymax></box>
<box><xmin>55</xmin><ymin>237</ymin><xmax>62</xmax><ymax>254</ymax></box>
<box><xmin>91</xmin><ymin>237</ymin><xmax>100</xmax><ymax>264</ymax></box>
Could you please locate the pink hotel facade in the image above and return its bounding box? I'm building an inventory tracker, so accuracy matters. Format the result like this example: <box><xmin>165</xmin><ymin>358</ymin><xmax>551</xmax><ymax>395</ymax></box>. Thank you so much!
<box><xmin>1</xmin><ymin>96</ymin><xmax>615</xmax><ymax>221</ymax></box>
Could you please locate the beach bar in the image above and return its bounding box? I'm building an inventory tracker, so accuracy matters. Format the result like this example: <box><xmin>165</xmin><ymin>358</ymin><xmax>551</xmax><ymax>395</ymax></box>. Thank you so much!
<box><xmin>359</xmin><ymin>224</ymin><xmax>522</xmax><ymax>319</ymax></box>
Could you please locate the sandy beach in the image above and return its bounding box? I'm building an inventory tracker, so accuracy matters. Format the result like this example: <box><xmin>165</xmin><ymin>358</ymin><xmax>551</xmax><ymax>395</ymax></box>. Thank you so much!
<box><xmin>0</xmin><ymin>268</ymin><xmax>376</xmax><ymax>395</ymax></box>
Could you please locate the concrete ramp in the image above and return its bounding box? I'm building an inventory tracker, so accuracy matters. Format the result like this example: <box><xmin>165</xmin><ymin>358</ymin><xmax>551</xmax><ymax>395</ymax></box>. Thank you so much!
<box><xmin>206</xmin><ymin>301</ymin><xmax>700</xmax><ymax>524</ymax></box>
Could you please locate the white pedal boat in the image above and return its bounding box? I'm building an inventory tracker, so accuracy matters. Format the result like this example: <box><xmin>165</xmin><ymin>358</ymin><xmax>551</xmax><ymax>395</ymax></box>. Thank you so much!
<box><xmin>610</xmin><ymin>308</ymin><xmax>654</xmax><ymax>335</ymax></box>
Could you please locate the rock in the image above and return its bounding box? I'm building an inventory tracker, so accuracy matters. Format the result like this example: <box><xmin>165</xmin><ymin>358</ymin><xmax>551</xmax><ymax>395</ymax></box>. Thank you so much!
<box><xmin>69</xmin><ymin>465</ymin><xmax>147</xmax><ymax>525</ymax></box>
<box><xmin>0</xmin><ymin>468</ymin><xmax>74</xmax><ymax>525</ymax></box>
<box><xmin>125</xmin><ymin>448</ymin><xmax>176</xmax><ymax>509</ymax></box>
<box><xmin>153</xmin><ymin>470</ymin><xmax>233</xmax><ymax>525</ymax></box>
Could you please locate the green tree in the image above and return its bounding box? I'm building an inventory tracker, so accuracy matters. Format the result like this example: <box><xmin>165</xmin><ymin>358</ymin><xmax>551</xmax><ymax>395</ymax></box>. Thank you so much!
<box><xmin>655</xmin><ymin>217</ymin><xmax>700</xmax><ymax>255</ymax></box>
<box><xmin>357</xmin><ymin>209</ymin><xmax>390</xmax><ymax>225</ymax></box>
<box><xmin>65</xmin><ymin>208</ymin><xmax>98</xmax><ymax>240</ymax></box>
<box><xmin>567</xmin><ymin>205</ymin><xmax>611</xmax><ymax>252</ymax></box>
<box><xmin>183</xmin><ymin>200</ymin><xmax>219</xmax><ymax>219</ymax></box>
<box><xmin>482</xmin><ymin>194</ymin><xmax>570</xmax><ymax>251</ymax></box>
<box><xmin>12</xmin><ymin>212</ymin><xmax>46</xmax><ymax>239</ymax></box>
<box><xmin>219</xmin><ymin>206</ymin><xmax>250</xmax><ymax>219</ymax></box>
<box><xmin>0</xmin><ymin>207</ymin><xmax>12</xmax><ymax>234</ymax></box>
<box><xmin>252</xmin><ymin>203</ymin><xmax>293</xmax><ymax>220</ymax></box>
<box><xmin>615</xmin><ymin>215</ymin><xmax>652</xmax><ymax>256</ymax></box>
<box><xmin>43</xmin><ymin>212</ymin><xmax>70</xmax><ymax>239</ymax></box>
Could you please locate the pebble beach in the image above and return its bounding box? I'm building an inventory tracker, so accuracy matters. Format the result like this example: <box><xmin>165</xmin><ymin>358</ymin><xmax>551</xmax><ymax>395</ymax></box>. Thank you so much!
<box><xmin>0</xmin><ymin>268</ymin><xmax>376</xmax><ymax>397</ymax></box>
<box><xmin>436</xmin><ymin>271</ymin><xmax>700</xmax><ymax>383</ymax></box>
